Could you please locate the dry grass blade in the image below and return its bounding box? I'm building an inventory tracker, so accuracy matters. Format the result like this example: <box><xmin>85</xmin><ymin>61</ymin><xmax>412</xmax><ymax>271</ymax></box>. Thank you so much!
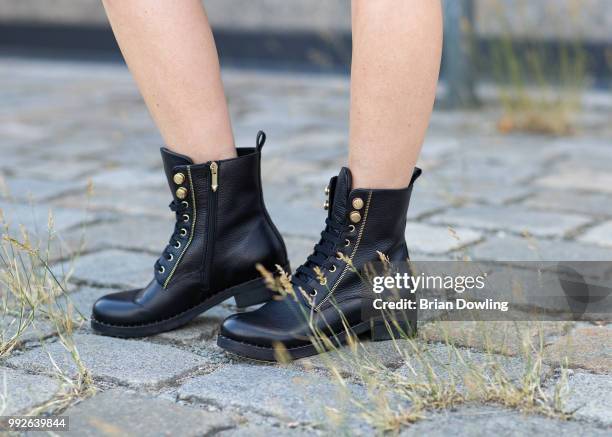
<box><xmin>0</xmin><ymin>206</ymin><xmax>96</xmax><ymax>415</ymax></box>
<box><xmin>487</xmin><ymin>0</ymin><xmax>587</xmax><ymax>135</ymax></box>
<box><xmin>255</xmin><ymin>260</ymin><xmax>572</xmax><ymax>433</ymax></box>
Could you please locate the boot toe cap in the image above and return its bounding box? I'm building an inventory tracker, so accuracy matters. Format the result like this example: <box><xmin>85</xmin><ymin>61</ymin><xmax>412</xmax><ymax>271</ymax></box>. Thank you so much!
<box><xmin>220</xmin><ymin>313</ymin><xmax>272</xmax><ymax>346</ymax></box>
<box><xmin>92</xmin><ymin>289</ymin><xmax>148</xmax><ymax>326</ymax></box>
<box><xmin>220</xmin><ymin>300</ymin><xmax>310</xmax><ymax>349</ymax></box>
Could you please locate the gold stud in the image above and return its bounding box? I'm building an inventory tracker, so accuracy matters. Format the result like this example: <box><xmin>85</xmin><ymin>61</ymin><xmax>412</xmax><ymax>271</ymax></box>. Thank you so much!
<box><xmin>323</xmin><ymin>200</ymin><xmax>329</xmax><ymax>210</ymax></box>
<box><xmin>176</xmin><ymin>187</ymin><xmax>188</xmax><ymax>199</ymax></box>
<box><xmin>352</xmin><ymin>197</ymin><xmax>364</xmax><ymax>210</ymax></box>
<box><xmin>173</xmin><ymin>173</ymin><xmax>185</xmax><ymax>185</ymax></box>
<box><xmin>350</xmin><ymin>211</ymin><xmax>361</xmax><ymax>223</ymax></box>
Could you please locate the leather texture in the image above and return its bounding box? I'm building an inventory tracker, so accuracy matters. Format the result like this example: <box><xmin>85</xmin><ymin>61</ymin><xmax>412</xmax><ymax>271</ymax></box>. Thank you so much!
<box><xmin>220</xmin><ymin>166</ymin><xmax>421</xmax><ymax>349</ymax></box>
<box><xmin>92</xmin><ymin>134</ymin><xmax>289</xmax><ymax>329</ymax></box>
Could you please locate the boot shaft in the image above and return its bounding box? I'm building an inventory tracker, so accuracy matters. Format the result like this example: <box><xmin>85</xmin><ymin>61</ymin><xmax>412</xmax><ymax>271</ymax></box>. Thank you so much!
<box><xmin>157</xmin><ymin>132</ymin><xmax>288</xmax><ymax>290</ymax></box>
<box><xmin>345</xmin><ymin>168</ymin><xmax>422</xmax><ymax>266</ymax></box>
<box><xmin>304</xmin><ymin>166</ymin><xmax>421</xmax><ymax>310</ymax></box>
<box><xmin>325</xmin><ymin>166</ymin><xmax>421</xmax><ymax>263</ymax></box>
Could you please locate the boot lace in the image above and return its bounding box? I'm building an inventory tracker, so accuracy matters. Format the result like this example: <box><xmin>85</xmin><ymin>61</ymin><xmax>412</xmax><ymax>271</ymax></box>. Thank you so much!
<box><xmin>292</xmin><ymin>217</ymin><xmax>350</xmax><ymax>295</ymax></box>
<box><xmin>155</xmin><ymin>199</ymin><xmax>191</xmax><ymax>275</ymax></box>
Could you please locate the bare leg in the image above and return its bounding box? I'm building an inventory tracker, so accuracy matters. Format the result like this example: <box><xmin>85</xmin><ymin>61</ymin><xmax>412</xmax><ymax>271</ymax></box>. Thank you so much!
<box><xmin>349</xmin><ymin>0</ymin><xmax>443</xmax><ymax>188</ymax></box>
<box><xmin>102</xmin><ymin>0</ymin><xmax>235</xmax><ymax>163</ymax></box>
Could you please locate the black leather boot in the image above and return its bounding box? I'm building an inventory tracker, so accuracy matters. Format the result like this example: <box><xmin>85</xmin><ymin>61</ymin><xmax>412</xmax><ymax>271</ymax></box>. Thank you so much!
<box><xmin>217</xmin><ymin>166</ymin><xmax>421</xmax><ymax>361</ymax></box>
<box><xmin>91</xmin><ymin>132</ymin><xmax>289</xmax><ymax>337</ymax></box>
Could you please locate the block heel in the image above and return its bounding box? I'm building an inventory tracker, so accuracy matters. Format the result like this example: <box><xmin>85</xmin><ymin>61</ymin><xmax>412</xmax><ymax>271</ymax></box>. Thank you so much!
<box><xmin>233</xmin><ymin>278</ymin><xmax>274</xmax><ymax>309</ymax></box>
<box><xmin>370</xmin><ymin>318</ymin><xmax>417</xmax><ymax>341</ymax></box>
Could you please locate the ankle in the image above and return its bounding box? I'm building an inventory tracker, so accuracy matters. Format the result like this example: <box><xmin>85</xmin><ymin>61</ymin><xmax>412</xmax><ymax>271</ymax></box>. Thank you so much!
<box><xmin>350</xmin><ymin>171</ymin><xmax>413</xmax><ymax>190</ymax></box>
<box><xmin>167</xmin><ymin>142</ymin><xmax>237</xmax><ymax>164</ymax></box>
<box><xmin>348</xmin><ymin>160</ymin><xmax>417</xmax><ymax>190</ymax></box>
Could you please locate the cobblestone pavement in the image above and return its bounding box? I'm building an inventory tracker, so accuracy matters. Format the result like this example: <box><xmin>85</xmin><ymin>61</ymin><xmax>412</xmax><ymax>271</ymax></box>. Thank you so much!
<box><xmin>0</xmin><ymin>57</ymin><xmax>611</xmax><ymax>435</ymax></box>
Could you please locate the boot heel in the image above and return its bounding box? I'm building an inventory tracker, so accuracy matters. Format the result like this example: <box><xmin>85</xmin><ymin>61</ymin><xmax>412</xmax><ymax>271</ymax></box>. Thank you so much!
<box><xmin>233</xmin><ymin>278</ymin><xmax>274</xmax><ymax>309</ymax></box>
<box><xmin>370</xmin><ymin>319</ymin><xmax>417</xmax><ymax>341</ymax></box>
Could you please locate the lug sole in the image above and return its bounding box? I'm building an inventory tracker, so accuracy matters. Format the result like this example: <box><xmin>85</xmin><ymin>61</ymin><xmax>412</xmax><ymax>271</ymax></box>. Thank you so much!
<box><xmin>90</xmin><ymin>277</ymin><xmax>273</xmax><ymax>338</ymax></box>
<box><xmin>217</xmin><ymin>318</ymin><xmax>417</xmax><ymax>362</ymax></box>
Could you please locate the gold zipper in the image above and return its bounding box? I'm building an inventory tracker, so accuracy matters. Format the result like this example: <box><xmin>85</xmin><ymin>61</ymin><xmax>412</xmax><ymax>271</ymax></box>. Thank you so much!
<box><xmin>210</xmin><ymin>162</ymin><xmax>219</xmax><ymax>192</ymax></box>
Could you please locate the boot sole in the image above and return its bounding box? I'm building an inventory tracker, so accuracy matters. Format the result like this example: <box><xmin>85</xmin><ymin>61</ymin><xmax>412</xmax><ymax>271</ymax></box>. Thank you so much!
<box><xmin>90</xmin><ymin>277</ymin><xmax>273</xmax><ymax>338</ymax></box>
<box><xmin>217</xmin><ymin>318</ymin><xmax>417</xmax><ymax>362</ymax></box>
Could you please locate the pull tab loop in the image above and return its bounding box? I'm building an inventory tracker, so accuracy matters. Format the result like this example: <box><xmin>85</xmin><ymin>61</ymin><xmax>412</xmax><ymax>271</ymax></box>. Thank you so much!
<box><xmin>256</xmin><ymin>130</ymin><xmax>267</xmax><ymax>152</ymax></box>
<box><xmin>410</xmin><ymin>167</ymin><xmax>423</xmax><ymax>186</ymax></box>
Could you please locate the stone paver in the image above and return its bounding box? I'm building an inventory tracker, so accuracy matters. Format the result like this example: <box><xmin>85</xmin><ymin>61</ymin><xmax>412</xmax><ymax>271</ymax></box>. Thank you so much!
<box><xmin>153</xmin><ymin>305</ymin><xmax>235</xmax><ymax>346</ymax></box>
<box><xmin>577</xmin><ymin>221</ymin><xmax>612</xmax><ymax>248</ymax></box>
<box><xmin>436</xmin><ymin>154</ymin><xmax>541</xmax><ymax>182</ymax></box>
<box><xmin>269</xmin><ymin>198</ymin><xmax>328</xmax><ymax>239</ymax></box>
<box><xmin>0</xmin><ymin>367</ymin><xmax>59</xmax><ymax>415</ymax></box>
<box><xmin>406</xmin><ymin>222</ymin><xmax>483</xmax><ymax>254</ymax></box>
<box><xmin>428</xmin><ymin>205</ymin><xmax>592</xmax><ymax>237</ymax></box>
<box><xmin>89</xmin><ymin>168</ymin><xmax>167</xmax><ymax>191</ymax></box>
<box><xmin>218</xmin><ymin>424</ymin><xmax>318</xmax><ymax>436</ymax></box>
<box><xmin>551</xmin><ymin>140</ymin><xmax>612</xmax><ymax>169</ymax></box>
<box><xmin>51</xmin><ymin>286</ymin><xmax>118</xmax><ymax>318</ymax></box>
<box><xmin>400</xmin><ymin>405</ymin><xmax>610</xmax><ymax>436</ymax></box>
<box><xmin>422</xmin><ymin>158</ymin><xmax>538</xmax><ymax>205</ymax></box>
<box><xmin>7</xmin><ymin>334</ymin><xmax>209</xmax><ymax>387</ymax></box>
<box><xmin>61</xmin><ymin>215</ymin><xmax>173</xmax><ymax>255</ymax></box>
<box><xmin>0</xmin><ymin>316</ymin><xmax>57</xmax><ymax>346</ymax></box>
<box><xmin>469</xmin><ymin>234</ymin><xmax>612</xmax><ymax>261</ymax></box>
<box><xmin>0</xmin><ymin>120</ymin><xmax>49</xmax><ymax>145</ymax></box>
<box><xmin>0</xmin><ymin>200</ymin><xmax>105</xmax><ymax>235</ymax></box>
<box><xmin>293</xmin><ymin>339</ymin><xmax>409</xmax><ymax>377</ymax></box>
<box><xmin>295</xmin><ymin>339</ymin><xmax>550</xmax><ymax>391</ymax></box>
<box><xmin>417</xmin><ymin>170</ymin><xmax>533</xmax><ymax>205</ymax></box>
<box><xmin>523</xmin><ymin>190</ymin><xmax>612</xmax><ymax>218</ymax></box>
<box><xmin>15</xmin><ymin>159</ymin><xmax>104</xmax><ymax>182</ymax></box>
<box><xmin>284</xmin><ymin>235</ymin><xmax>317</xmax><ymax>269</ymax></box>
<box><xmin>408</xmin><ymin>192</ymin><xmax>455</xmax><ymax>219</ymax></box>
<box><xmin>178</xmin><ymin>364</ymin><xmax>366</xmax><ymax>425</ymax></box>
<box><xmin>54</xmin><ymin>249</ymin><xmax>154</xmax><ymax>288</ymax></box>
<box><xmin>537</xmin><ymin>166</ymin><xmax>612</xmax><ymax>195</ymax></box>
<box><xmin>53</xmin><ymin>187</ymin><xmax>172</xmax><ymax>218</ymax></box>
<box><xmin>419</xmin><ymin>321</ymin><xmax>573</xmax><ymax>357</ymax></box>
<box><xmin>396</xmin><ymin>343</ymin><xmax>551</xmax><ymax>395</ymax></box>
<box><xmin>64</xmin><ymin>389</ymin><xmax>234</xmax><ymax>437</ymax></box>
<box><xmin>544</xmin><ymin>325</ymin><xmax>611</xmax><ymax>374</ymax></box>
<box><xmin>0</xmin><ymin>177</ymin><xmax>78</xmax><ymax>202</ymax></box>
<box><xmin>559</xmin><ymin>371</ymin><xmax>612</xmax><ymax>426</ymax></box>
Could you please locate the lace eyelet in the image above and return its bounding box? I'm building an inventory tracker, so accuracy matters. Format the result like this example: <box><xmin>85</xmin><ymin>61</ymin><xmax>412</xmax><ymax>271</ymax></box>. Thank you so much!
<box><xmin>309</xmin><ymin>289</ymin><xmax>318</xmax><ymax>296</ymax></box>
<box><xmin>182</xmin><ymin>214</ymin><xmax>190</xmax><ymax>222</ymax></box>
<box><xmin>336</xmin><ymin>253</ymin><xmax>343</xmax><ymax>260</ymax></box>
<box><xmin>180</xmin><ymin>228</ymin><xmax>188</xmax><ymax>237</ymax></box>
<box><xmin>174</xmin><ymin>241</ymin><xmax>182</xmax><ymax>249</ymax></box>
<box><xmin>166</xmin><ymin>254</ymin><xmax>174</xmax><ymax>262</ymax></box>
<box><xmin>158</xmin><ymin>266</ymin><xmax>165</xmax><ymax>274</ymax></box>
<box><xmin>349</xmin><ymin>225</ymin><xmax>355</xmax><ymax>233</ymax></box>
<box><xmin>329</xmin><ymin>265</ymin><xmax>337</xmax><ymax>273</ymax></box>
<box><xmin>345</xmin><ymin>239</ymin><xmax>351</xmax><ymax>247</ymax></box>
<box><xmin>181</xmin><ymin>201</ymin><xmax>189</xmax><ymax>208</ymax></box>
